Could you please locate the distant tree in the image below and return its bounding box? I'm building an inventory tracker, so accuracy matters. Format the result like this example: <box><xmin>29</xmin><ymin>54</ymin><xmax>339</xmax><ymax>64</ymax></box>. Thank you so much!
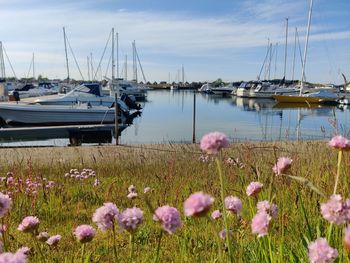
<box><xmin>212</xmin><ymin>78</ymin><xmax>224</xmax><ymax>87</ymax></box>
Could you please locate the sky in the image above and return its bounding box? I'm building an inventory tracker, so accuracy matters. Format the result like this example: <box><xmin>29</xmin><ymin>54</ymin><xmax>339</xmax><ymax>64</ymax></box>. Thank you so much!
<box><xmin>0</xmin><ymin>0</ymin><xmax>349</xmax><ymax>84</ymax></box>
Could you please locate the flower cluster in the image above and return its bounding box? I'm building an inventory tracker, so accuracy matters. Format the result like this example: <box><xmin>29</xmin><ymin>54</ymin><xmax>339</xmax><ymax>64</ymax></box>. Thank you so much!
<box><xmin>0</xmin><ymin>248</ymin><xmax>28</xmax><ymax>262</ymax></box>
<box><xmin>224</xmin><ymin>157</ymin><xmax>245</xmax><ymax>169</ymax></box>
<box><xmin>329</xmin><ymin>135</ymin><xmax>350</xmax><ymax>150</ymax></box>
<box><xmin>200</xmin><ymin>132</ymin><xmax>230</xmax><ymax>155</ymax></box>
<box><xmin>18</xmin><ymin>216</ymin><xmax>40</xmax><ymax>233</ymax></box>
<box><xmin>246</xmin><ymin>182</ymin><xmax>263</xmax><ymax>197</ymax></box>
<box><xmin>184</xmin><ymin>192</ymin><xmax>214</xmax><ymax>217</ymax></box>
<box><xmin>118</xmin><ymin>207</ymin><xmax>143</xmax><ymax>232</ymax></box>
<box><xmin>92</xmin><ymin>202</ymin><xmax>119</xmax><ymax>231</ymax></box>
<box><xmin>224</xmin><ymin>196</ymin><xmax>242</xmax><ymax>215</ymax></box>
<box><xmin>74</xmin><ymin>225</ymin><xmax>96</xmax><ymax>243</ymax></box>
<box><xmin>127</xmin><ymin>185</ymin><xmax>138</xmax><ymax>199</ymax></box>
<box><xmin>64</xmin><ymin>168</ymin><xmax>96</xmax><ymax>180</ymax></box>
<box><xmin>272</xmin><ymin>157</ymin><xmax>292</xmax><ymax>175</ymax></box>
<box><xmin>320</xmin><ymin>194</ymin><xmax>350</xmax><ymax>225</ymax></box>
<box><xmin>153</xmin><ymin>206</ymin><xmax>182</xmax><ymax>234</ymax></box>
<box><xmin>308</xmin><ymin>238</ymin><xmax>338</xmax><ymax>263</ymax></box>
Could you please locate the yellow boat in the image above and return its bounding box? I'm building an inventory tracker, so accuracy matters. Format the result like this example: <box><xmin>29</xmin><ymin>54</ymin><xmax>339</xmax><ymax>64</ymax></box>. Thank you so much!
<box><xmin>272</xmin><ymin>93</ymin><xmax>339</xmax><ymax>104</ymax></box>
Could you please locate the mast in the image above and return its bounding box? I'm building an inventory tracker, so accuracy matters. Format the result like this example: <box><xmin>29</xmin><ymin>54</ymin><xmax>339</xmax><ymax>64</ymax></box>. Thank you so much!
<box><xmin>132</xmin><ymin>40</ymin><xmax>137</xmax><ymax>82</ymax></box>
<box><xmin>291</xmin><ymin>27</ymin><xmax>297</xmax><ymax>81</ymax></box>
<box><xmin>116</xmin><ymin>32</ymin><xmax>119</xmax><ymax>79</ymax></box>
<box><xmin>283</xmin><ymin>18</ymin><xmax>289</xmax><ymax>80</ymax></box>
<box><xmin>299</xmin><ymin>0</ymin><xmax>313</xmax><ymax>96</ymax></box>
<box><xmin>63</xmin><ymin>27</ymin><xmax>70</xmax><ymax>83</ymax></box>
<box><xmin>182</xmin><ymin>64</ymin><xmax>184</xmax><ymax>84</ymax></box>
<box><xmin>87</xmin><ymin>56</ymin><xmax>90</xmax><ymax>81</ymax></box>
<box><xmin>125</xmin><ymin>55</ymin><xmax>127</xmax><ymax>80</ymax></box>
<box><xmin>268</xmin><ymin>43</ymin><xmax>272</xmax><ymax>80</ymax></box>
<box><xmin>112</xmin><ymin>28</ymin><xmax>115</xmax><ymax>82</ymax></box>
<box><xmin>0</xmin><ymin>42</ymin><xmax>5</xmax><ymax>79</ymax></box>
<box><xmin>32</xmin><ymin>53</ymin><xmax>35</xmax><ymax>80</ymax></box>
<box><xmin>274</xmin><ymin>43</ymin><xmax>278</xmax><ymax>79</ymax></box>
<box><xmin>90</xmin><ymin>53</ymin><xmax>94</xmax><ymax>81</ymax></box>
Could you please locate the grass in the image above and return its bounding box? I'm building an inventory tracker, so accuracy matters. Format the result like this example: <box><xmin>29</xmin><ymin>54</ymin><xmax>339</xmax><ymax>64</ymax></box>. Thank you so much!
<box><xmin>0</xmin><ymin>141</ymin><xmax>349</xmax><ymax>262</ymax></box>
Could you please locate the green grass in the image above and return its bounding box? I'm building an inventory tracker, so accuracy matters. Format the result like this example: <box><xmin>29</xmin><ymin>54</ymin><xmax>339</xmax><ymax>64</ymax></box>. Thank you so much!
<box><xmin>0</xmin><ymin>141</ymin><xmax>349</xmax><ymax>262</ymax></box>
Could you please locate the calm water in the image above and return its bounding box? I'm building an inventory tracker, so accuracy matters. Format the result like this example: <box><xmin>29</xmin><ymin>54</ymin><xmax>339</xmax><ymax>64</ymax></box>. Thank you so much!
<box><xmin>1</xmin><ymin>89</ymin><xmax>350</xmax><ymax>146</ymax></box>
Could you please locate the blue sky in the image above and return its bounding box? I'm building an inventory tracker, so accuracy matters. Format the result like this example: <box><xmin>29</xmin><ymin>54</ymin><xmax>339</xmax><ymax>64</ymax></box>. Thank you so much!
<box><xmin>0</xmin><ymin>0</ymin><xmax>349</xmax><ymax>84</ymax></box>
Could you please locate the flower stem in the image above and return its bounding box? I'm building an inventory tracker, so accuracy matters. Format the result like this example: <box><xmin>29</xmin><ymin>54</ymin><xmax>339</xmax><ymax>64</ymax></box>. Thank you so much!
<box><xmin>33</xmin><ymin>234</ymin><xmax>46</xmax><ymax>263</ymax></box>
<box><xmin>1</xmin><ymin>218</ymin><xmax>7</xmax><ymax>252</ymax></box>
<box><xmin>333</xmin><ymin>150</ymin><xmax>343</xmax><ymax>195</ymax></box>
<box><xmin>153</xmin><ymin>230</ymin><xmax>163</xmax><ymax>263</ymax></box>
<box><xmin>215</xmin><ymin>157</ymin><xmax>233</xmax><ymax>263</ymax></box>
<box><xmin>81</xmin><ymin>243</ymin><xmax>86</xmax><ymax>263</ymax></box>
<box><xmin>129</xmin><ymin>233</ymin><xmax>134</xmax><ymax>263</ymax></box>
<box><xmin>112</xmin><ymin>222</ymin><xmax>119</xmax><ymax>263</ymax></box>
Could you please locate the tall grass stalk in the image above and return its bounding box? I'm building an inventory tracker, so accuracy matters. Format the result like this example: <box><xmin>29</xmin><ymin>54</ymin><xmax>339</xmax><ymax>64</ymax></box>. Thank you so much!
<box><xmin>112</xmin><ymin>222</ymin><xmax>119</xmax><ymax>263</ymax></box>
<box><xmin>215</xmin><ymin>157</ymin><xmax>233</xmax><ymax>263</ymax></box>
<box><xmin>153</xmin><ymin>230</ymin><xmax>163</xmax><ymax>263</ymax></box>
<box><xmin>129</xmin><ymin>232</ymin><xmax>134</xmax><ymax>263</ymax></box>
<box><xmin>333</xmin><ymin>150</ymin><xmax>343</xmax><ymax>194</ymax></box>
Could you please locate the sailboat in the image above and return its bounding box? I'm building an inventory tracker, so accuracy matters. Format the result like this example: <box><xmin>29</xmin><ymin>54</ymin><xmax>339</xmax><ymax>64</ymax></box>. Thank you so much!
<box><xmin>272</xmin><ymin>0</ymin><xmax>341</xmax><ymax>105</ymax></box>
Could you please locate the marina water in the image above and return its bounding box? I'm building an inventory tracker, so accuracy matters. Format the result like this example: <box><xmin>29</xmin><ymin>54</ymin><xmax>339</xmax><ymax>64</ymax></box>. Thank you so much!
<box><xmin>1</xmin><ymin>89</ymin><xmax>349</xmax><ymax>146</ymax></box>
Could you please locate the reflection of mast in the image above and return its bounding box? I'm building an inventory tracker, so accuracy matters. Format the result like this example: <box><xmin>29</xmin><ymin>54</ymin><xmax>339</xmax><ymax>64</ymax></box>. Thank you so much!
<box><xmin>296</xmin><ymin>108</ymin><xmax>301</xmax><ymax>140</ymax></box>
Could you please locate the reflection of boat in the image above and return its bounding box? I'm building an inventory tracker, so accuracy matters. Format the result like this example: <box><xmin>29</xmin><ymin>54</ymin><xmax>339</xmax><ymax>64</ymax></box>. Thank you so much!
<box><xmin>273</xmin><ymin>102</ymin><xmax>329</xmax><ymax>109</ymax></box>
<box><xmin>0</xmin><ymin>102</ymin><xmax>128</xmax><ymax>126</ymax></box>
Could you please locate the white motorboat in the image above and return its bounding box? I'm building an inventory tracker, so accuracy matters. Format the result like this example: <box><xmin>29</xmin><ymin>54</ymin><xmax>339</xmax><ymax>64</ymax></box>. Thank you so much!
<box><xmin>103</xmin><ymin>78</ymin><xmax>148</xmax><ymax>101</ymax></box>
<box><xmin>28</xmin><ymin>83</ymin><xmax>141</xmax><ymax>112</ymax></box>
<box><xmin>0</xmin><ymin>102</ymin><xmax>127</xmax><ymax>126</ymax></box>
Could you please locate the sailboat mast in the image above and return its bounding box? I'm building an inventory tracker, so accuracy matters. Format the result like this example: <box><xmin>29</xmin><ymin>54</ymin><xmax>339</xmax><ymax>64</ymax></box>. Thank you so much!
<box><xmin>32</xmin><ymin>53</ymin><xmax>35</xmax><ymax>80</ymax></box>
<box><xmin>112</xmin><ymin>28</ymin><xmax>115</xmax><ymax>81</ymax></box>
<box><xmin>125</xmin><ymin>55</ymin><xmax>127</xmax><ymax>80</ymax></box>
<box><xmin>63</xmin><ymin>27</ymin><xmax>70</xmax><ymax>83</ymax></box>
<box><xmin>116</xmin><ymin>32</ymin><xmax>119</xmax><ymax>79</ymax></box>
<box><xmin>299</xmin><ymin>0</ymin><xmax>313</xmax><ymax>96</ymax></box>
<box><xmin>283</xmin><ymin>18</ymin><xmax>289</xmax><ymax>80</ymax></box>
<box><xmin>0</xmin><ymin>42</ymin><xmax>6</xmax><ymax>79</ymax></box>
<box><xmin>132</xmin><ymin>40</ymin><xmax>137</xmax><ymax>82</ymax></box>
<box><xmin>87</xmin><ymin>56</ymin><xmax>90</xmax><ymax>81</ymax></box>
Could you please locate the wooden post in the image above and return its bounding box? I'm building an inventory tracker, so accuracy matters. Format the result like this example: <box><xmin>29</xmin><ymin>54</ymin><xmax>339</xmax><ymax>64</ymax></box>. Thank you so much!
<box><xmin>192</xmin><ymin>92</ymin><xmax>196</xmax><ymax>143</ymax></box>
<box><xmin>114</xmin><ymin>92</ymin><xmax>119</xmax><ymax>145</ymax></box>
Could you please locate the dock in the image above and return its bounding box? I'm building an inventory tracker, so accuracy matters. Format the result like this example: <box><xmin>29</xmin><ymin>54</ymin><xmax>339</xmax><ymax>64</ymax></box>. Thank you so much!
<box><xmin>0</xmin><ymin>124</ymin><xmax>127</xmax><ymax>146</ymax></box>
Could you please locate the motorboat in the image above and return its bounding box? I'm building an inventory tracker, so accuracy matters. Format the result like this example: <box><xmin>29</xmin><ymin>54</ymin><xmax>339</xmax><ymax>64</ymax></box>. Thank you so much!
<box><xmin>272</xmin><ymin>90</ymin><xmax>342</xmax><ymax>104</ymax></box>
<box><xmin>103</xmin><ymin>78</ymin><xmax>148</xmax><ymax>101</ymax></box>
<box><xmin>0</xmin><ymin>102</ymin><xmax>128</xmax><ymax>126</ymax></box>
<box><xmin>28</xmin><ymin>83</ymin><xmax>141</xmax><ymax>112</ymax></box>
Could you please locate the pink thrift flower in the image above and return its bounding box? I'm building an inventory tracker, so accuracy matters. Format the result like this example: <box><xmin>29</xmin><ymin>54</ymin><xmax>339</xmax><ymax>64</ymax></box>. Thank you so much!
<box><xmin>17</xmin><ymin>247</ymin><xmax>30</xmax><ymax>256</ymax></box>
<box><xmin>127</xmin><ymin>192</ymin><xmax>138</xmax><ymax>199</ymax></box>
<box><xmin>257</xmin><ymin>201</ymin><xmax>278</xmax><ymax>218</ymax></box>
<box><xmin>0</xmin><ymin>193</ymin><xmax>12</xmax><ymax>218</ymax></box>
<box><xmin>329</xmin><ymin>135</ymin><xmax>350</xmax><ymax>150</ymax></box>
<box><xmin>37</xmin><ymin>232</ymin><xmax>50</xmax><ymax>242</ymax></box>
<box><xmin>128</xmin><ymin>185</ymin><xmax>136</xmax><ymax>193</ymax></box>
<box><xmin>153</xmin><ymin>205</ymin><xmax>182</xmax><ymax>234</ymax></box>
<box><xmin>118</xmin><ymin>207</ymin><xmax>143</xmax><ymax>232</ymax></box>
<box><xmin>74</xmin><ymin>225</ymin><xmax>96</xmax><ymax>243</ymax></box>
<box><xmin>211</xmin><ymin>210</ymin><xmax>222</xmax><ymax>220</ymax></box>
<box><xmin>144</xmin><ymin>187</ymin><xmax>151</xmax><ymax>193</ymax></box>
<box><xmin>246</xmin><ymin>182</ymin><xmax>263</xmax><ymax>197</ymax></box>
<box><xmin>200</xmin><ymin>132</ymin><xmax>230</xmax><ymax>154</ymax></box>
<box><xmin>184</xmin><ymin>192</ymin><xmax>214</xmax><ymax>217</ymax></box>
<box><xmin>219</xmin><ymin>229</ymin><xmax>232</xmax><ymax>240</ymax></box>
<box><xmin>251</xmin><ymin>211</ymin><xmax>271</xmax><ymax>237</ymax></box>
<box><xmin>0</xmin><ymin>248</ymin><xmax>28</xmax><ymax>262</ymax></box>
<box><xmin>92</xmin><ymin>202</ymin><xmax>119</xmax><ymax>231</ymax></box>
<box><xmin>320</xmin><ymin>194</ymin><xmax>350</xmax><ymax>225</ymax></box>
<box><xmin>308</xmin><ymin>238</ymin><xmax>338</xmax><ymax>263</ymax></box>
<box><xmin>18</xmin><ymin>216</ymin><xmax>39</xmax><ymax>233</ymax></box>
<box><xmin>224</xmin><ymin>196</ymin><xmax>242</xmax><ymax>215</ymax></box>
<box><xmin>344</xmin><ymin>227</ymin><xmax>350</xmax><ymax>252</ymax></box>
<box><xmin>272</xmin><ymin>157</ymin><xmax>292</xmax><ymax>175</ymax></box>
<box><xmin>46</xmin><ymin>235</ymin><xmax>61</xmax><ymax>246</ymax></box>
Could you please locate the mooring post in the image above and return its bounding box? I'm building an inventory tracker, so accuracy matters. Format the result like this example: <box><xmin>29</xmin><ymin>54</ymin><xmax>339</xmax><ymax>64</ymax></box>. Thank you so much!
<box><xmin>192</xmin><ymin>91</ymin><xmax>196</xmax><ymax>143</ymax></box>
<box><xmin>114</xmin><ymin>92</ymin><xmax>119</xmax><ymax>145</ymax></box>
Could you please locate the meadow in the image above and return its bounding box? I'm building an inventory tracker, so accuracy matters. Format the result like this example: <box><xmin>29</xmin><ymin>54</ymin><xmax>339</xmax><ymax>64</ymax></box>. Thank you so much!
<box><xmin>0</xmin><ymin>138</ymin><xmax>349</xmax><ymax>262</ymax></box>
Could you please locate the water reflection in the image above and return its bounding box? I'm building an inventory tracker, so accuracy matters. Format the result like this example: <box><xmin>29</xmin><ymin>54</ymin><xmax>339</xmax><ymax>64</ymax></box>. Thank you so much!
<box><xmin>0</xmin><ymin>89</ymin><xmax>348</xmax><ymax>145</ymax></box>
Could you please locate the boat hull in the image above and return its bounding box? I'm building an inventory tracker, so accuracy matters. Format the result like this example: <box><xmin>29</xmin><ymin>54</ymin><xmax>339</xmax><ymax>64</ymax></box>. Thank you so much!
<box><xmin>0</xmin><ymin>103</ymin><xmax>124</xmax><ymax>125</ymax></box>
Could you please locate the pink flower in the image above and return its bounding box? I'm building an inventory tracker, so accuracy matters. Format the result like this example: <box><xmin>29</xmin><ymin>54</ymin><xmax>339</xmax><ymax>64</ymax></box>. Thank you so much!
<box><xmin>320</xmin><ymin>194</ymin><xmax>350</xmax><ymax>225</ymax></box>
<box><xmin>344</xmin><ymin>227</ymin><xmax>350</xmax><ymax>252</ymax></box>
<box><xmin>74</xmin><ymin>225</ymin><xmax>96</xmax><ymax>243</ymax></box>
<box><xmin>37</xmin><ymin>232</ymin><xmax>50</xmax><ymax>242</ymax></box>
<box><xmin>127</xmin><ymin>192</ymin><xmax>138</xmax><ymax>199</ymax></box>
<box><xmin>257</xmin><ymin>201</ymin><xmax>278</xmax><ymax>218</ymax></box>
<box><xmin>0</xmin><ymin>248</ymin><xmax>28</xmax><ymax>262</ymax></box>
<box><xmin>329</xmin><ymin>135</ymin><xmax>350</xmax><ymax>150</ymax></box>
<box><xmin>0</xmin><ymin>193</ymin><xmax>12</xmax><ymax>218</ymax></box>
<box><xmin>184</xmin><ymin>192</ymin><xmax>214</xmax><ymax>217</ymax></box>
<box><xmin>219</xmin><ymin>229</ymin><xmax>232</xmax><ymax>240</ymax></box>
<box><xmin>144</xmin><ymin>187</ymin><xmax>151</xmax><ymax>193</ymax></box>
<box><xmin>200</xmin><ymin>132</ymin><xmax>230</xmax><ymax>154</ymax></box>
<box><xmin>118</xmin><ymin>207</ymin><xmax>143</xmax><ymax>232</ymax></box>
<box><xmin>251</xmin><ymin>211</ymin><xmax>271</xmax><ymax>237</ymax></box>
<box><xmin>16</xmin><ymin>247</ymin><xmax>30</xmax><ymax>256</ymax></box>
<box><xmin>211</xmin><ymin>210</ymin><xmax>222</xmax><ymax>220</ymax></box>
<box><xmin>272</xmin><ymin>157</ymin><xmax>292</xmax><ymax>175</ymax></box>
<box><xmin>92</xmin><ymin>202</ymin><xmax>119</xmax><ymax>231</ymax></box>
<box><xmin>153</xmin><ymin>206</ymin><xmax>182</xmax><ymax>234</ymax></box>
<box><xmin>246</xmin><ymin>182</ymin><xmax>263</xmax><ymax>197</ymax></box>
<box><xmin>128</xmin><ymin>185</ymin><xmax>136</xmax><ymax>193</ymax></box>
<box><xmin>46</xmin><ymin>235</ymin><xmax>61</xmax><ymax>246</ymax></box>
<box><xmin>224</xmin><ymin>196</ymin><xmax>242</xmax><ymax>215</ymax></box>
<box><xmin>18</xmin><ymin>216</ymin><xmax>39</xmax><ymax>233</ymax></box>
<box><xmin>308</xmin><ymin>238</ymin><xmax>338</xmax><ymax>263</ymax></box>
